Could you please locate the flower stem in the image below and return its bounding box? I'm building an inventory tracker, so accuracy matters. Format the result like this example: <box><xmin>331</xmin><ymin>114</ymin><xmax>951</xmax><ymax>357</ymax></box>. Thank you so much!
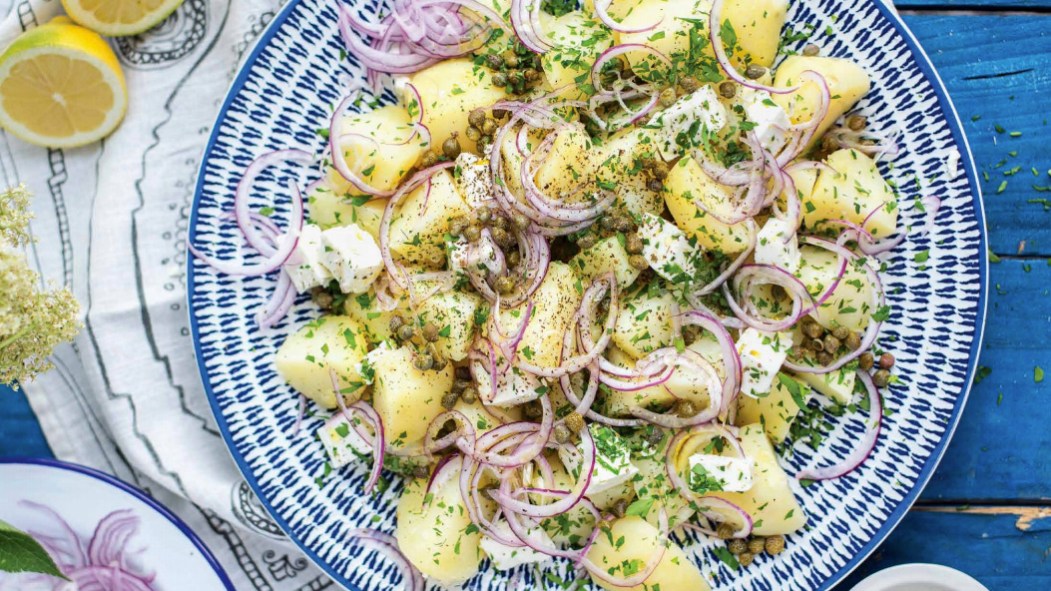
<box><xmin>0</xmin><ymin>325</ymin><xmax>30</xmax><ymax>351</ymax></box>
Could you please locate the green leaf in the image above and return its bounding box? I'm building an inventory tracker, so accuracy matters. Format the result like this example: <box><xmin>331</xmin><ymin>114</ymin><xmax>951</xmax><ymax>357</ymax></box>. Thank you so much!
<box><xmin>0</xmin><ymin>519</ymin><xmax>67</xmax><ymax>579</ymax></box>
<box><xmin>712</xmin><ymin>546</ymin><xmax>740</xmax><ymax>570</ymax></box>
<box><xmin>1036</xmin><ymin>366</ymin><xmax>1045</xmax><ymax>384</ymax></box>
<box><xmin>777</xmin><ymin>373</ymin><xmax>809</xmax><ymax>409</ymax></box>
<box><xmin>624</xmin><ymin>497</ymin><xmax>655</xmax><ymax>518</ymax></box>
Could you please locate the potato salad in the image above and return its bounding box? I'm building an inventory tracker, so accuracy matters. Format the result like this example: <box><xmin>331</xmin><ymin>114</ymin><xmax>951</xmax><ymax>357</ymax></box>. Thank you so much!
<box><xmin>191</xmin><ymin>0</ymin><xmax>937</xmax><ymax>588</ymax></box>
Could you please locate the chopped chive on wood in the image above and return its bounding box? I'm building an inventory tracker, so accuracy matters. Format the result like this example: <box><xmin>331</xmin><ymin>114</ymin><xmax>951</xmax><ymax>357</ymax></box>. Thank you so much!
<box><xmin>1036</xmin><ymin>366</ymin><xmax>1045</xmax><ymax>384</ymax></box>
<box><xmin>997</xmin><ymin>391</ymin><xmax>1003</xmax><ymax>406</ymax></box>
<box><xmin>1010</xmin><ymin>131</ymin><xmax>1022</xmax><ymax>138</ymax></box>
<box><xmin>994</xmin><ymin>124</ymin><xmax>1005</xmax><ymax>134</ymax></box>
<box><xmin>996</xmin><ymin>180</ymin><xmax>1008</xmax><ymax>194</ymax></box>
<box><xmin>988</xmin><ymin>250</ymin><xmax>1001</xmax><ymax>263</ymax></box>
<box><xmin>971</xmin><ymin>115</ymin><xmax>981</xmax><ymax>122</ymax></box>
<box><xmin>974</xmin><ymin>366</ymin><xmax>992</xmax><ymax>385</ymax></box>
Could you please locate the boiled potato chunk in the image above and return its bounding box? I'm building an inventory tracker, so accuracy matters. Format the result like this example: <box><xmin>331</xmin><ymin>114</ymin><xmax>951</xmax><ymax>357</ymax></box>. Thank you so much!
<box><xmin>605</xmin><ymin>347</ymin><xmax>714</xmax><ymax>416</ymax></box>
<box><xmin>274</xmin><ymin>315</ymin><xmax>369</xmax><ymax>409</ymax></box>
<box><xmin>571</xmin><ymin>235</ymin><xmax>641</xmax><ymax>291</ymax></box>
<box><xmin>389</xmin><ymin>170</ymin><xmax>472</xmax><ymax>268</ymax></box>
<box><xmin>307</xmin><ymin>182</ymin><xmax>387</xmax><ymax>239</ymax></box>
<box><xmin>708</xmin><ymin>424</ymin><xmax>806</xmax><ymax>535</ymax></box>
<box><xmin>612</xmin><ymin>290</ymin><xmax>676</xmax><ymax>360</ymax></box>
<box><xmin>807</xmin><ymin>149</ymin><xmax>899</xmax><ymax>238</ymax></box>
<box><xmin>500</xmin><ymin>262</ymin><xmax>581</xmax><ymax>369</ymax></box>
<box><xmin>415</xmin><ymin>290</ymin><xmax>481</xmax><ymax>362</ymax></box>
<box><xmin>585</xmin><ymin>516</ymin><xmax>710</xmax><ymax>591</ymax></box>
<box><xmin>736</xmin><ymin>373</ymin><xmax>810</xmax><ymax>443</ymax></box>
<box><xmin>342</xmin><ymin>290</ymin><xmax>408</xmax><ymax>346</ymax></box>
<box><xmin>596</xmin><ymin>128</ymin><xmax>664</xmax><ymax>219</ymax></box>
<box><xmin>370</xmin><ymin>345</ymin><xmax>453</xmax><ymax>449</ymax></box>
<box><xmin>499</xmin><ymin>125</ymin><xmax>546</xmax><ymax>200</ymax></box>
<box><xmin>771</xmin><ymin>56</ymin><xmax>871</xmax><ymax>150</ymax></box>
<box><xmin>665</xmin><ymin>157</ymin><xmax>754</xmax><ymax>255</ymax></box>
<box><xmin>791</xmin><ymin>354</ymin><xmax>857</xmax><ymax>405</ymax></box>
<box><xmin>534</xmin><ymin>123</ymin><xmax>599</xmax><ymax>201</ymax></box>
<box><xmin>396</xmin><ymin>468</ymin><xmax>482</xmax><ymax>586</ymax></box>
<box><xmin>796</xmin><ymin>244</ymin><xmax>874</xmax><ymax>332</ymax></box>
<box><xmin>542</xmin><ymin>12</ymin><xmax>613</xmax><ymax>100</ymax></box>
<box><xmin>335</xmin><ymin>105</ymin><xmax>425</xmax><ymax>193</ymax></box>
<box><xmin>409</xmin><ymin>58</ymin><xmax>508</xmax><ymax>154</ymax></box>
<box><xmin>722</xmin><ymin>0</ymin><xmax>790</xmax><ymax>68</ymax></box>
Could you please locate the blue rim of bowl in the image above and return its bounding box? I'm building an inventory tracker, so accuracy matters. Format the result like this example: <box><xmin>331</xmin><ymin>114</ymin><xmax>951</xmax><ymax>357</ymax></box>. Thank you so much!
<box><xmin>186</xmin><ymin>2</ymin><xmax>989</xmax><ymax>589</ymax></box>
<box><xmin>0</xmin><ymin>457</ymin><xmax>236</xmax><ymax>590</ymax></box>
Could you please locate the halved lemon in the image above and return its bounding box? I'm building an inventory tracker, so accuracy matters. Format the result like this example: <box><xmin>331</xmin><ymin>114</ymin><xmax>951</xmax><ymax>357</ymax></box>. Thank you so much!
<box><xmin>61</xmin><ymin>0</ymin><xmax>185</xmax><ymax>37</ymax></box>
<box><xmin>0</xmin><ymin>18</ymin><xmax>127</xmax><ymax>149</ymax></box>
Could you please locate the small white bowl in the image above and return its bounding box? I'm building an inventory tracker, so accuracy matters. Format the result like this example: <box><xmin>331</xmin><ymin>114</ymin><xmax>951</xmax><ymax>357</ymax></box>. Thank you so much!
<box><xmin>851</xmin><ymin>563</ymin><xmax>989</xmax><ymax>591</ymax></box>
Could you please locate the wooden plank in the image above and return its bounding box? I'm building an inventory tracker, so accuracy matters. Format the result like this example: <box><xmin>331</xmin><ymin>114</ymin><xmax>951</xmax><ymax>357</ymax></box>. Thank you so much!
<box><xmin>846</xmin><ymin>508</ymin><xmax>1051</xmax><ymax>589</ymax></box>
<box><xmin>900</xmin><ymin>13</ymin><xmax>1051</xmax><ymax>255</ymax></box>
<box><xmin>920</xmin><ymin>257</ymin><xmax>1051</xmax><ymax>501</ymax></box>
<box><xmin>0</xmin><ymin>384</ymin><xmax>52</xmax><ymax>458</ymax></box>
<box><xmin>897</xmin><ymin>1</ymin><xmax>1051</xmax><ymax>8</ymax></box>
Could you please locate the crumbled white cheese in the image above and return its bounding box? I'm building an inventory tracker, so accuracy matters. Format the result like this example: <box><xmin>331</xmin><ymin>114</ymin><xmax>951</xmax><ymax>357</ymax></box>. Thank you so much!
<box><xmin>638</xmin><ymin>213</ymin><xmax>703</xmax><ymax>283</ymax></box>
<box><xmin>755</xmin><ymin>217</ymin><xmax>801</xmax><ymax>274</ymax></box>
<box><xmin>480</xmin><ymin>521</ymin><xmax>553</xmax><ymax>571</ymax></box>
<box><xmin>736</xmin><ymin>328</ymin><xmax>792</xmax><ymax>398</ymax></box>
<box><xmin>318</xmin><ymin>224</ymin><xmax>383</xmax><ymax>294</ymax></box>
<box><xmin>559</xmin><ymin>424</ymin><xmax>638</xmax><ymax>495</ymax></box>
<box><xmin>283</xmin><ymin>223</ymin><xmax>332</xmax><ymax>292</ymax></box>
<box><xmin>318</xmin><ymin>413</ymin><xmax>371</xmax><ymax>468</ymax></box>
<box><xmin>475</xmin><ymin>364</ymin><xmax>545</xmax><ymax>408</ymax></box>
<box><xmin>453</xmin><ymin>152</ymin><xmax>495</xmax><ymax>208</ymax></box>
<box><xmin>687</xmin><ymin>453</ymin><xmax>753</xmax><ymax>493</ymax></box>
<box><xmin>652</xmin><ymin>85</ymin><xmax>728</xmax><ymax>160</ymax></box>
<box><xmin>740</xmin><ymin>89</ymin><xmax>790</xmax><ymax>153</ymax></box>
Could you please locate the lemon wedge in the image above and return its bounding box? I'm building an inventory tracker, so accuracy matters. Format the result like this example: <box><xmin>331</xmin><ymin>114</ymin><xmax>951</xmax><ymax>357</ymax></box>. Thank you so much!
<box><xmin>0</xmin><ymin>18</ymin><xmax>127</xmax><ymax>149</ymax></box>
<box><xmin>61</xmin><ymin>0</ymin><xmax>185</xmax><ymax>37</ymax></box>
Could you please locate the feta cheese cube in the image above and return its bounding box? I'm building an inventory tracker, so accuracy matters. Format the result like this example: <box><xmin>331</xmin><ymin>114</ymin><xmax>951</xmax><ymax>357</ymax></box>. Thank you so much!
<box><xmin>740</xmin><ymin>89</ymin><xmax>790</xmax><ymax>153</ymax></box>
<box><xmin>687</xmin><ymin>453</ymin><xmax>753</xmax><ymax>493</ymax></box>
<box><xmin>755</xmin><ymin>218</ymin><xmax>801</xmax><ymax>274</ymax></box>
<box><xmin>475</xmin><ymin>363</ymin><xmax>545</xmax><ymax>408</ymax></box>
<box><xmin>638</xmin><ymin>213</ymin><xmax>703</xmax><ymax>283</ymax></box>
<box><xmin>318</xmin><ymin>413</ymin><xmax>371</xmax><ymax>468</ymax></box>
<box><xmin>318</xmin><ymin>224</ymin><xmax>383</xmax><ymax>294</ymax></box>
<box><xmin>480</xmin><ymin>521</ymin><xmax>553</xmax><ymax>571</ymax></box>
<box><xmin>559</xmin><ymin>424</ymin><xmax>638</xmax><ymax>495</ymax></box>
<box><xmin>283</xmin><ymin>224</ymin><xmax>332</xmax><ymax>292</ymax></box>
<box><xmin>736</xmin><ymin>328</ymin><xmax>793</xmax><ymax>398</ymax></box>
<box><xmin>453</xmin><ymin>152</ymin><xmax>495</xmax><ymax>208</ymax></box>
<box><xmin>652</xmin><ymin>86</ymin><xmax>728</xmax><ymax>160</ymax></box>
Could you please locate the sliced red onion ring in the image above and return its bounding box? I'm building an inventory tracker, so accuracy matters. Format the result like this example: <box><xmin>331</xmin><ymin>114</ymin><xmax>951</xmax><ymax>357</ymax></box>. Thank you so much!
<box><xmin>378</xmin><ymin>161</ymin><xmax>457</xmax><ymax>288</ymax></box>
<box><xmin>796</xmin><ymin>370</ymin><xmax>882</xmax><ymax>481</ymax></box>
<box><xmin>347</xmin><ymin>528</ymin><xmax>425</xmax><ymax>591</ymax></box>
<box><xmin>592</xmin><ymin>0</ymin><xmax>662</xmax><ymax>33</ymax></box>
<box><xmin>722</xmin><ymin>264</ymin><xmax>816</xmax><ymax>332</ymax></box>
<box><xmin>490</xmin><ymin>426</ymin><xmax>596</xmax><ymax>519</ymax></box>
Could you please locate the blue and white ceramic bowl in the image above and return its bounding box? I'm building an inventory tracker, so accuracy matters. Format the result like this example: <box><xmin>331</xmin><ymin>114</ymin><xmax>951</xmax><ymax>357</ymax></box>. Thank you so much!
<box><xmin>188</xmin><ymin>1</ymin><xmax>987</xmax><ymax>589</ymax></box>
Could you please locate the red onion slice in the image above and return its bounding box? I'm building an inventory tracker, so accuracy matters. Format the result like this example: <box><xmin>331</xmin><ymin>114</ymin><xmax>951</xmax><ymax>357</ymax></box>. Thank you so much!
<box><xmin>347</xmin><ymin>528</ymin><xmax>425</xmax><ymax>591</ymax></box>
<box><xmin>592</xmin><ymin>0</ymin><xmax>662</xmax><ymax>33</ymax></box>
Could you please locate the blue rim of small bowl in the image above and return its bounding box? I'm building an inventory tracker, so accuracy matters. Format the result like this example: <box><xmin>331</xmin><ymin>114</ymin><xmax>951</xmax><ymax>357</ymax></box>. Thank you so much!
<box><xmin>0</xmin><ymin>457</ymin><xmax>236</xmax><ymax>590</ymax></box>
<box><xmin>186</xmin><ymin>1</ymin><xmax>989</xmax><ymax>589</ymax></box>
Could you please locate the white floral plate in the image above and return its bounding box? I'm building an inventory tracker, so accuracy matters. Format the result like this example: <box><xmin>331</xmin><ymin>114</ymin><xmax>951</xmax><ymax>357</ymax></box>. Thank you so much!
<box><xmin>187</xmin><ymin>1</ymin><xmax>988</xmax><ymax>589</ymax></box>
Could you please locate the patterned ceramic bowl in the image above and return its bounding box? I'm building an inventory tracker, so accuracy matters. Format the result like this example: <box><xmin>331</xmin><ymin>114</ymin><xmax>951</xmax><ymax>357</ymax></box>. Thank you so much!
<box><xmin>188</xmin><ymin>1</ymin><xmax>987</xmax><ymax>589</ymax></box>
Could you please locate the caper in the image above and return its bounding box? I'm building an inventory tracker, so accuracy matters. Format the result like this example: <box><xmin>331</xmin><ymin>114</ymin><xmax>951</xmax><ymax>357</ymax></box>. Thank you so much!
<box><xmin>810</xmin><ymin>338</ymin><xmax>825</xmax><ymax>352</ymax></box>
<box><xmin>523</xmin><ymin>68</ymin><xmax>540</xmax><ymax>82</ymax></box>
<box><xmin>507</xmin><ymin>251</ymin><xmax>522</xmax><ymax>269</ymax></box>
<box><xmin>397</xmin><ymin>324</ymin><xmax>415</xmax><ymax>341</ymax></box>
<box><xmin>492</xmin><ymin>214</ymin><xmax>508</xmax><ymax>230</ymax></box>
<box><xmin>629</xmin><ymin>254</ymin><xmax>649</xmax><ymax>270</ymax></box>
<box><xmin>461</xmin><ymin>386</ymin><xmax>478</xmax><ymax>404</ymax></box>
<box><xmin>765</xmin><ymin>535</ymin><xmax>785</xmax><ymax>555</ymax></box>
<box><xmin>744</xmin><ymin>64</ymin><xmax>767</xmax><ymax>80</ymax></box>
<box><xmin>553</xmin><ymin>423</ymin><xmax>572</xmax><ymax>444</ymax></box>
<box><xmin>432</xmin><ymin>353</ymin><xmax>448</xmax><ymax>371</ymax></box>
<box><xmin>477</xmin><ymin>208</ymin><xmax>493</xmax><ymax>224</ymax></box>
<box><xmin>823</xmin><ymin>334</ymin><xmax>842</xmax><ymax>353</ymax></box>
<box><xmin>482</xmin><ymin>118</ymin><xmax>498</xmax><ymax>136</ymax></box>
<box><xmin>716</xmin><ymin>523</ymin><xmax>735</xmax><ymax>540</ymax></box>
<box><xmin>612</xmin><ymin>499</ymin><xmax>628</xmax><ymax>518</ymax></box>
<box><xmin>676</xmin><ymin>400</ymin><xmax>697</xmax><ymax>417</ymax></box>
<box><xmin>659</xmin><ymin>87</ymin><xmax>678</xmax><ymax>107</ymax></box>
<box><xmin>512</xmin><ymin>212</ymin><xmax>531</xmax><ymax>230</ymax></box>
<box><xmin>464</xmin><ymin>224</ymin><xmax>482</xmax><ymax>242</ymax></box>
<box><xmin>485</xmin><ymin>54</ymin><xmax>504</xmax><ymax>69</ymax></box>
<box><xmin>465</xmin><ymin>126</ymin><xmax>482</xmax><ymax>142</ymax></box>
<box><xmin>679</xmin><ymin>76</ymin><xmax>701</xmax><ymax>93</ymax></box>
<box><xmin>802</xmin><ymin>43</ymin><xmax>820</xmax><ymax>56</ymax></box>
<box><xmin>817</xmin><ymin>351</ymin><xmax>834</xmax><ymax>366</ymax></box>
<box><xmin>505</xmin><ymin>54</ymin><xmax>519</xmax><ymax>68</ymax></box>
<box><xmin>413</xmin><ymin>464</ymin><xmax>431</xmax><ymax>478</ymax></box>
<box><xmin>469</xmin><ymin>108</ymin><xmax>487</xmax><ymax>129</ymax></box>
<box><xmin>821</xmin><ymin>134</ymin><xmax>839</xmax><ymax>152</ymax></box>
<box><xmin>564</xmin><ymin>412</ymin><xmax>585</xmax><ymax>434</ymax></box>
<box><xmin>492</xmin><ymin>72</ymin><xmax>509</xmax><ymax>87</ymax></box>
<box><xmin>738</xmin><ymin>552</ymin><xmax>755</xmax><ymax>567</ymax></box>
<box><xmin>442</xmin><ymin>133</ymin><xmax>462</xmax><ymax>159</ymax></box>
<box><xmin>524</xmin><ymin>401</ymin><xmax>543</xmax><ymax>419</ymax></box>
<box><xmin>728</xmin><ymin>539</ymin><xmax>748</xmax><ymax>554</ymax></box>
<box><xmin>389</xmin><ymin>314</ymin><xmax>406</xmax><ymax>333</ymax></box>
<box><xmin>414</xmin><ymin>353</ymin><xmax>434</xmax><ymax>371</ymax></box>
<box><xmin>645</xmin><ymin>427</ymin><xmax>665</xmax><ymax>445</ymax></box>
<box><xmin>873</xmin><ymin>369</ymin><xmax>892</xmax><ymax>387</ymax></box>
<box><xmin>420</xmin><ymin>150</ymin><xmax>439</xmax><ymax>168</ymax></box>
<box><xmin>311</xmin><ymin>287</ymin><xmax>334</xmax><ymax>311</ymax></box>
<box><xmin>423</xmin><ymin>323</ymin><xmax>440</xmax><ymax>342</ymax></box>
<box><xmin>802</xmin><ymin>319</ymin><xmax>824</xmax><ymax>339</ymax></box>
<box><xmin>456</xmin><ymin>365</ymin><xmax>472</xmax><ymax>380</ymax></box>
<box><xmin>848</xmin><ymin>114</ymin><xmax>868</xmax><ymax>131</ymax></box>
<box><xmin>747</xmin><ymin>537</ymin><xmax>766</xmax><ymax>554</ymax></box>
<box><xmin>845</xmin><ymin>331</ymin><xmax>862</xmax><ymax>351</ymax></box>
<box><xmin>491</xmin><ymin>226</ymin><xmax>514</xmax><ymax>248</ymax></box>
<box><xmin>718</xmin><ymin>81</ymin><xmax>737</xmax><ymax>99</ymax></box>
<box><xmin>859</xmin><ymin>352</ymin><xmax>875</xmax><ymax>371</ymax></box>
<box><xmin>495</xmin><ymin>275</ymin><xmax>516</xmax><ymax>294</ymax></box>
<box><xmin>646</xmin><ymin>178</ymin><xmax>664</xmax><ymax>192</ymax></box>
<box><xmin>879</xmin><ymin>352</ymin><xmax>896</xmax><ymax>369</ymax></box>
<box><xmin>614</xmin><ymin>216</ymin><xmax>633</xmax><ymax>233</ymax></box>
<box><xmin>577</xmin><ymin>233</ymin><xmax>598</xmax><ymax>250</ymax></box>
<box><xmin>832</xmin><ymin>326</ymin><xmax>851</xmax><ymax>341</ymax></box>
<box><xmin>441</xmin><ymin>391</ymin><xmax>460</xmax><ymax>410</ymax></box>
<box><xmin>626</xmin><ymin>234</ymin><xmax>644</xmax><ymax>254</ymax></box>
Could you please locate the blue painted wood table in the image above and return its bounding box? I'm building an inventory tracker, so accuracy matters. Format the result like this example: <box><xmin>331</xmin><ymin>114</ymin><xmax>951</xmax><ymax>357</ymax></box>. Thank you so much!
<box><xmin>2</xmin><ymin>1</ymin><xmax>1050</xmax><ymax>589</ymax></box>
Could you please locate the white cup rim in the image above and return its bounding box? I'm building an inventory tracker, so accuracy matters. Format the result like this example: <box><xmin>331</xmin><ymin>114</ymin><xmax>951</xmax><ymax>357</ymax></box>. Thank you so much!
<box><xmin>850</xmin><ymin>563</ymin><xmax>988</xmax><ymax>591</ymax></box>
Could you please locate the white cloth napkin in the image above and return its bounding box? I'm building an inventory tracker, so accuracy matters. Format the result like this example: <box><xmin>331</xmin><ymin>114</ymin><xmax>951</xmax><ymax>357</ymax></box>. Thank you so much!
<box><xmin>5</xmin><ymin>0</ymin><xmax>333</xmax><ymax>588</ymax></box>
